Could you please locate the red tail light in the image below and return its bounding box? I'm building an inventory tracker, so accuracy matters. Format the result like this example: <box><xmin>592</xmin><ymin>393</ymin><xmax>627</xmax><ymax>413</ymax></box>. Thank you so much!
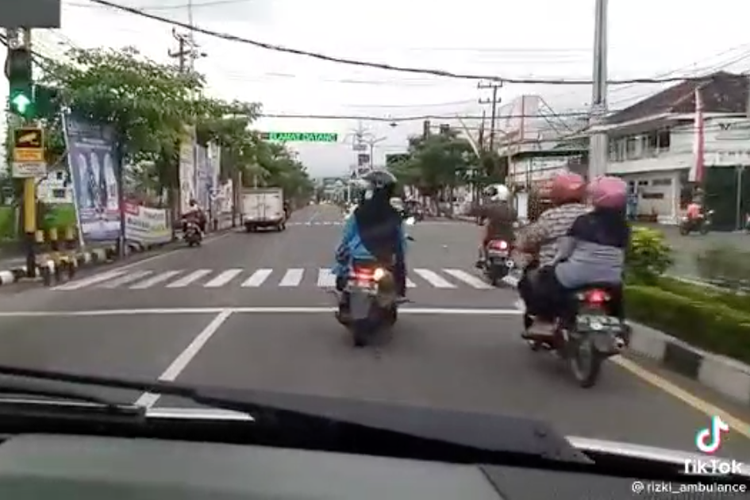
<box><xmin>584</xmin><ymin>289</ymin><xmax>609</xmax><ymax>304</ymax></box>
<box><xmin>352</xmin><ymin>267</ymin><xmax>375</xmax><ymax>282</ymax></box>
<box><xmin>489</xmin><ymin>240</ymin><xmax>508</xmax><ymax>250</ymax></box>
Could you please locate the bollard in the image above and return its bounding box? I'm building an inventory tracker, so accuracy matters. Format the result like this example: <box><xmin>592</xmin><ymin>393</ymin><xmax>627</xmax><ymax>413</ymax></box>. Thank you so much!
<box><xmin>41</xmin><ymin>264</ymin><xmax>51</xmax><ymax>286</ymax></box>
<box><xmin>49</xmin><ymin>227</ymin><xmax>59</xmax><ymax>251</ymax></box>
<box><xmin>67</xmin><ymin>256</ymin><xmax>77</xmax><ymax>279</ymax></box>
<box><xmin>53</xmin><ymin>256</ymin><xmax>63</xmax><ymax>284</ymax></box>
<box><xmin>63</xmin><ymin>226</ymin><xmax>76</xmax><ymax>250</ymax></box>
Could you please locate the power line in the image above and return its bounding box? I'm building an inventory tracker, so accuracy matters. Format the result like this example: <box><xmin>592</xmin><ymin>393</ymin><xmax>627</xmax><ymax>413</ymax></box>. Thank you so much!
<box><xmin>86</xmin><ymin>0</ymin><xmax>728</xmax><ymax>86</ymax></box>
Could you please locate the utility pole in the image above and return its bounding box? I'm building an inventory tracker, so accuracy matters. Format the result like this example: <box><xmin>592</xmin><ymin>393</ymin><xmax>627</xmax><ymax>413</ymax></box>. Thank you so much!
<box><xmin>478</xmin><ymin>81</ymin><xmax>502</xmax><ymax>152</ymax></box>
<box><xmin>168</xmin><ymin>28</ymin><xmax>193</xmax><ymax>73</ymax></box>
<box><xmin>588</xmin><ymin>0</ymin><xmax>609</xmax><ymax>180</ymax></box>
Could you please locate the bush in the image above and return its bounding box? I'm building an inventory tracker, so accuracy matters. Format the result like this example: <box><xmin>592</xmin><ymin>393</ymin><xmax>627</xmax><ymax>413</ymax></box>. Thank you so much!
<box><xmin>626</xmin><ymin>226</ymin><xmax>672</xmax><ymax>284</ymax></box>
<box><xmin>695</xmin><ymin>245</ymin><xmax>750</xmax><ymax>291</ymax></box>
<box><xmin>655</xmin><ymin>276</ymin><xmax>750</xmax><ymax>314</ymax></box>
<box><xmin>625</xmin><ymin>284</ymin><xmax>750</xmax><ymax>364</ymax></box>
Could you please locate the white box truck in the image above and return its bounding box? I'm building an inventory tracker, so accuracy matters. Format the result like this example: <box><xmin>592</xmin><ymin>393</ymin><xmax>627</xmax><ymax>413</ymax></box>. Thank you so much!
<box><xmin>241</xmin><ymin>187</ymin><xmax>286</xmax><ymax>232</ymax></box>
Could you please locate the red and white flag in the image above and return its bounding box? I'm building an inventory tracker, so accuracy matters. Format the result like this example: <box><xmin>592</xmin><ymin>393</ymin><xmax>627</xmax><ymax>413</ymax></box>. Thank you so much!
<box><xmin>689</xmin><ymin>87</ymin><xmax>705</xmax><ymax>183</ymax></box>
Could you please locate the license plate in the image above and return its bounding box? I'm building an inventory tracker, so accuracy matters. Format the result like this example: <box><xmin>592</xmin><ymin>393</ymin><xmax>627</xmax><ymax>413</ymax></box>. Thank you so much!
<box><xmin>487</xmin><ymin>250</ymin><xmax>508</xmax><ymax>257</ymax></box>
<box><xmin>576</xmin><ymin>314</ymin><xmax>622</xmax><ymax>332</ymax></box>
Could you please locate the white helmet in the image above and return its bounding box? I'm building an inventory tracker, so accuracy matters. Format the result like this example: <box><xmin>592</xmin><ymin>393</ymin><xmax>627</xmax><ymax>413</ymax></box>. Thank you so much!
<box><xmin>484</xmin><ymin>184</ymin><xmax>510</xmax><ymax>202</ymax></box>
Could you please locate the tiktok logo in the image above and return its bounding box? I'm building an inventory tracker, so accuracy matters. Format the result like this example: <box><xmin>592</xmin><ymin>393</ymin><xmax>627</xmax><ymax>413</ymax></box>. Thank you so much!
<box><xmin>695</xmin><ymin>416</ymin><xmax>730</xmax><ymax>454</ymax></box>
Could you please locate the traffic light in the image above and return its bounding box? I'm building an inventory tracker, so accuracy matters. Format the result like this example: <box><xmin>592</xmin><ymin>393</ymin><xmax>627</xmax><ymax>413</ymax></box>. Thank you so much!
<box><xmin>5</xmin><ymin>46</ymin><xmax>34</xmax><ymax>118</ymax></box>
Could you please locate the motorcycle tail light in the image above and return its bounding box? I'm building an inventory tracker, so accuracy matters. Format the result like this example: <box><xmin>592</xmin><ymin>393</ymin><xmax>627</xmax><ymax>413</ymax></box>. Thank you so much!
<box><xmin>490</xmin><ymin>240</ymin><xmax>508</xmax><ymax>250</ymax></box>
<box><xmin>352</xmin><ymin>267</ymin><xmax>375</xmax><ymax>282</ymax></box>
<box><xmin>583</xmin><ymin>289</ymin><xmax>609</xmax><ymax>304</ymax></box>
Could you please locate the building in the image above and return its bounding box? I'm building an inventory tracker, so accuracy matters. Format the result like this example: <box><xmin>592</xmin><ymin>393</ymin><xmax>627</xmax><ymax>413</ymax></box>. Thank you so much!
<box><xmin>598</xmin><ymin>71</ymin><xmax>750</xmax><ymax>228</ymax></box>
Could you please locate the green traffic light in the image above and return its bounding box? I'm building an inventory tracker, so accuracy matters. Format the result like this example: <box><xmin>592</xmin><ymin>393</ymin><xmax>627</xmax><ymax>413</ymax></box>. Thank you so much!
<box><xmin>11</xmin><ymin>92</ymin><xmax>31</xmax><ymax>114</ymax></box>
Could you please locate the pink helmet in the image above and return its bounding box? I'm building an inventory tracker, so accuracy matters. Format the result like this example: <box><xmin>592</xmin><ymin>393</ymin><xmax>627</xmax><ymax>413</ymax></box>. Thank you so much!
<box><xmin>588</xmin><ymin>176</ymin><xmax>627</xmax><ymax>209</ymax></box>
<box><xmin>549</xmin><ymin>172</ymin><xmax>586</xmax><ymax>205</ymax></box>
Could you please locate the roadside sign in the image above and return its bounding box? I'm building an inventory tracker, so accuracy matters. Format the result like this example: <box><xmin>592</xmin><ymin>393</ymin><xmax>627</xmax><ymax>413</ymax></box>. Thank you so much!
<box><xmin>12</xmin><ymin>126</ymin><xmax>46</xmax><ymax>178</ymax></box>
<box><xmin>260</xmin><ymin>132</ymin><xmax>338</xmax><ymax>142</ymax></box>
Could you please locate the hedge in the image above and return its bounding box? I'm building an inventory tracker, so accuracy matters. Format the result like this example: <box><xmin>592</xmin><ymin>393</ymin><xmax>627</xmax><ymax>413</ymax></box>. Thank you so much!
<box><xmin>625</xmin><ymin>284</ymin><xmax>750</xmax><ymax>365</ymax></box>
<box><xmin>654</xmin><ymin>276</ymin><xmax>750</xmax><ymax>314</ymax></box>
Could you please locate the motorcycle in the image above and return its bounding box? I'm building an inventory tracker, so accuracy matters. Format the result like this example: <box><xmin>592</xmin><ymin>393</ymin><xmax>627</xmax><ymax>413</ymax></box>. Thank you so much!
<box><xmin>479</xmin><ymin>239</ymin><xmax>514</xmax><ymax>286</ymax></box>
<box><xmin>679</xmin><ymin>209</ymin><xmax>713</xmax><ymax>235</ymax></box>
<box><xmin>524</xmin><ymin>285</ymin><xmax>628</xmax><ymax>388</ymax></box>
<box><xmin>332</xmin><ymin>217</ymin><xmax>416</xmax><ymax>347</ymax></box>
<box><xmin>184</xmin><ymin>221</ymin><xmax>202</xmax><ymax>247</ymax></box>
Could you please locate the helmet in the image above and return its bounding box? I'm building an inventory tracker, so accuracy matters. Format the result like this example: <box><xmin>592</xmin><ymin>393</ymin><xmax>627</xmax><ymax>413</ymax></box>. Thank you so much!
<box><xmin>484</xmin><ymin>184</ymin><xmax>510</xmax><ymax>202</ymax></box>
<box><xmin>588</xmin><ymin>176</ymin><xmax>627</xmax><ymax>209</ymax></box>
<box><xmin>549</xmin><ymin>172</ymin><xmax>586</xmax><ymax>205</ymax></box>
<box><xmin>361</xmin><ymin>169</ymin><xmax>397</xmax><ymax>198</ymax></box>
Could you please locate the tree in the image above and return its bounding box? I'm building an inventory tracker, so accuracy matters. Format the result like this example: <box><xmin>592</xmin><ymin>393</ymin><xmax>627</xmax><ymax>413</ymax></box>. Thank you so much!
<box><xmin>388</xmin><ymin>129</ymin><xmax>476</xmax><ymax>214</ymax></box>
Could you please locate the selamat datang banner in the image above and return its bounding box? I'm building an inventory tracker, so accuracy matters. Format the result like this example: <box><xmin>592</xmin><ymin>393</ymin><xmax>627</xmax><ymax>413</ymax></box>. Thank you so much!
<box><xmin>124</xmin><ymin>203</ymin><xmax>172</xmax><ymax>246</ymax></box>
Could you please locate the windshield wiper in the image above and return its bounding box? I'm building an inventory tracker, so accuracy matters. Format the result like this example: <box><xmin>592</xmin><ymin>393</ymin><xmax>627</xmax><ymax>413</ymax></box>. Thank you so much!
<box><xmin>0</xmin><ymin>363</ymin><xmax>591</xmax><ymax>467</ymax></box>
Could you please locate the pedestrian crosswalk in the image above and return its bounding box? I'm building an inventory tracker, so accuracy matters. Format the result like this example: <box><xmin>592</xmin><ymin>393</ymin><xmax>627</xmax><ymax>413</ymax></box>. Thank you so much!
<box><xmin>52</xmin><ymin>267</ymin><xmax>497</xmax><ymax>291</ymax></box>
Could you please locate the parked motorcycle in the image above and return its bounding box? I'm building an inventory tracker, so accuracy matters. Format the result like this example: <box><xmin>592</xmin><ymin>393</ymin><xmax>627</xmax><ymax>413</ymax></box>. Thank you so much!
<box><xmin>332</xmin><ymin>217</ymin><xmax>416</xmax><ymax>347</ymax></box>
<box><xmin>679</xmin><ymin>209</ymin><xmax>714</xmax><ymax>235</ymax></box>
<box><xmin>479</xmin><ymin>239</ymin><xmax>514</xmax><ymax>286</ymax></box>
<box><xmin>184</xmin><ymin>221</ymin><xmax>202</xmax><ymax>247</ymax></box>
<box><xmin>523</xmin><ymin>286</ymin><xmax>628</xmax><ymax>388</ymax></box>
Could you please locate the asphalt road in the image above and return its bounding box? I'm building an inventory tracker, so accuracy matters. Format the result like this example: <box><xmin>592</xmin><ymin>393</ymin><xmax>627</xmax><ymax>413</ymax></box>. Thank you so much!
<box><xmin>2</xmin><ymin>203</ymin><xmax>750</xmax><ymax>462</ymax></box>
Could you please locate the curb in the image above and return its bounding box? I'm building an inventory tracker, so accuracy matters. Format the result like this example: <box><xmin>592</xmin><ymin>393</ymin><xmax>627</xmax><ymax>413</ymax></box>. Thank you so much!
<box><xmin>0</xmin><ymin>220</ymin><xmax>237</xmax><ymax>288</ymax></box>
<box><xmin>503</xmin><ymin>275</ymin><xmax>750</xmax><ymax>407</ymax></box>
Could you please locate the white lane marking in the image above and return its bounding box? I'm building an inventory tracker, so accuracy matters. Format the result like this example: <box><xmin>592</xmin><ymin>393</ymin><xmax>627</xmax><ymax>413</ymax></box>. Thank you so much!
<box><xmin>0</xmin><ymin>307</ymin><xmax>523</xmax><ymax>317</ymax></box>
<box><xmin>51</xmin><ymin>270</ymin><xmax>128</xmax><ymax>290</ymax></box>
<box><xmin>134</xmin><ymin>310</ymin><xmax>233</xmax><ymax>408</ymax></box>
<box><xmin>442</xmin><ymin>269</ymin><xmax>492</xmax><ymax>289</ymax></box>
<box><xmin>241</xmin><ymin>268</ymin><xmax>273</xmax><ymax>287</ymax></box>
<box><xmin>413</xmin><ymin>268</ymin><xmax>456</xmax><ymax>288</ymax></box>
<box><xmin>98</xmin><ymin>270</ymin><xmax>153</xmax><ymax>289</ymax></box>
<box><xmin>406</xmin><ymin>277</ymin><xmax>417</xmax><ymax>288</ymax></box>
<box><xmin>203</xmin><ymin>269</ymin><xmax>243</xmax><ymax>288</ymax></box>
<box><xmin>279</xmin><ymin>268</ymin><xmax>304</xmax><ymax>287</ymax></box>
<box><xmin>166</xmin><ymin>269</ymin><xmax>212</xmax><ymax>288</ymax></box>
<box><xmin>130</xmin><ymin>270</ymin><xmax>183</xmax><ymax>289</ymax></box>
<box><xmin>317</xmin><ymin>268</ymin><xmax>336</xmax><ymax>287</ymax></box>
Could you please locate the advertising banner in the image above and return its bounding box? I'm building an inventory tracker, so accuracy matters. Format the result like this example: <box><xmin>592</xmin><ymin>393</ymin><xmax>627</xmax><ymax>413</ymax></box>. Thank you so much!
<box><xmin>62</xmin><ymin>114</ymin><xmax>121</xmax><ymax>242</ymax></box>
<box><xmin>123</xmin><ymin>202</ymin><xmax>171</xmax><ymax>246</ymax></box>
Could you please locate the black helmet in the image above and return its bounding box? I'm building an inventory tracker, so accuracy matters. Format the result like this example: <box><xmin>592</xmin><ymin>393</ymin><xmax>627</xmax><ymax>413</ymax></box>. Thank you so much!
<box><xmin>361</xmin><ymin>169</ymin><xmax>397</xmax><ymax>192</ymax></box>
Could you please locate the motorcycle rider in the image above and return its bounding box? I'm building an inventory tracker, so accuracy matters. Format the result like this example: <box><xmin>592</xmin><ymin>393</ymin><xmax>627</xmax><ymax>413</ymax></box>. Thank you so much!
<box><xmin>182</xmin><ymin>199</ymin><xmax>206</xmax><ymax>235</ymax></box>
<box><xmin>526</xmin><ymin>176</ymin><xmax>629</xmax><ymax>331</ymax></box>
<box><xmin>333</xmin><ymin>170</ymin><xmax>408</xmax><ymax>308</ymax></box>
<box><xmin>468</xmin><ymin>184</ymin><xmax>517</xmax><ymax>269</ymax></box>
<box><xmin>515</xmin><ymin>172</ymin><xmax>589</xmax><ymax>333</ymax></box>
<box><xmin>685</xmin><ymin>197</ymin><xmax>703</xmax><ymax>230</ymax></box>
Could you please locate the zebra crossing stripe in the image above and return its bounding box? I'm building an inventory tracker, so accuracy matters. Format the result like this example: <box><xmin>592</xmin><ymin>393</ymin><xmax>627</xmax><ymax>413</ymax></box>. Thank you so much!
<box><xmin>413</xmin><ymin>269</ymin><xmax>456</xmax><ymax>288</ymax></box>
<box><xmin>241</xmin><ymin>268</ymin><xmax>272</xmax><ymax>287</ymax></box>
<box><xmin>204</xmin><ymin>269</ymin><xmax>243</xmax><ymax>288</ymax></box>
<box><xmin>131</xmin><ymin>270</ymin><xmax>182</xmax><ymax>289</ymax></box>
<box><xmin>52</xmin><ymin>269</ymin><xmax>127</xmax><ymax>290</ymax></box>
<box><xmin>167</xmin><ymin>269</ymin><xmax>212</xmax><ymax>288</ymax></box>
<box><xmin>279</xmin><ymin>268</ymin><xmax>304</xmax><ymax>287</ymax></box>
<box><xmin>100</xmin><ymin>270</ymin><xmax>152</xmax><ymax>289</ymax></box>
<box><xmin>442</xmin><ymin>269</ymin><xmax>493</xmax><ymax>289</ymax></box>
<box><xmin>317</xmin><ymin>268</ymin><xmax>336</xmax><ymax>287</ymax></box>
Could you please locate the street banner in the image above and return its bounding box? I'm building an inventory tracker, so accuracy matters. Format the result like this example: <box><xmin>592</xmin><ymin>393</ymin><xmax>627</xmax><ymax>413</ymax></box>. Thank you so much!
<box><xmin>179</xmin><ymin>124</ymin><xmax>196</xmax><ymax>215</ymax></box>
<box><xmin>123</xmin><ymin>202</ymin><xmax>171</xmax><ymax>246</ymax></box>
<box><xmin>62</xmin><ymin>114</ymin><xmax>121</xmax><ymax>242</ymax></box>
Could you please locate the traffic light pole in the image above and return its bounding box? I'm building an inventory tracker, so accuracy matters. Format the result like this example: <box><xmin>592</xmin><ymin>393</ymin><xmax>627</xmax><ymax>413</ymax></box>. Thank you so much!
<box><xmin>17</xmin><ymin>28</ymin><xmax>37</xmax><ymax>279</ymax></box>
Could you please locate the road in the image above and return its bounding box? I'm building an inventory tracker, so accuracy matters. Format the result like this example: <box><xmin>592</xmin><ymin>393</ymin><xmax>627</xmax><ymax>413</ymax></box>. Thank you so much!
<box><xmin>1</xmin><ymin>203</ymin><xmax>750</xmax><ymax>462</ymax></box>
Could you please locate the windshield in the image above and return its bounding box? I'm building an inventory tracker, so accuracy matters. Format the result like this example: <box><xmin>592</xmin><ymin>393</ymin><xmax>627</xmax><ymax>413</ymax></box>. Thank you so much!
<box><xmin>1</xmin><ymin>1</ymin><xmax>750</xmax><ymax>470</ymax></box>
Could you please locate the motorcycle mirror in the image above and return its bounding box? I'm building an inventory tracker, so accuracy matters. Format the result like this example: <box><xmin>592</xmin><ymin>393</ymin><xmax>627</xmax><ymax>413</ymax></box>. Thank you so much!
<box><xmin>404</xmin><ymin>217</ymin><xmax>416</xmax><ymax>225</ymax></box>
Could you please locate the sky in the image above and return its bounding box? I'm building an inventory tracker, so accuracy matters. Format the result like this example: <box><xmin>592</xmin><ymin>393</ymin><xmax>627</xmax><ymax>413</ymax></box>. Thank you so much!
<box><xmin>5</xmin><ymin>0</ymin><xmax>750</xmax><ymax>177</ymax></box>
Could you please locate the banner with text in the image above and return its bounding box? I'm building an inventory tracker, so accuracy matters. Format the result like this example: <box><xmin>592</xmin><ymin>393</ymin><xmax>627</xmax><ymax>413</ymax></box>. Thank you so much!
<box><xmin>123</xmin><ymin>202</ymin><xmax>171</xmax><ymax>246</ymax></box>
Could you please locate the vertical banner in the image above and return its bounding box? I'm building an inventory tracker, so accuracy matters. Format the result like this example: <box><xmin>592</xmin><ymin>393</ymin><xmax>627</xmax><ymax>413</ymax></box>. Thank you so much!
<box><xmin>63</xmin><ymin>114</ymin><xmax>121</xmax><ymax>242</ymax></box>
<box><xmin>178</xmin><ymin>124</ymin><xmax>196</xmax><ymax>215</ymax></box>
<box><xmin>194</xmin><ymin>144</ymin><xmax>210</xmax><ymax>210</ymax></box>
<box><xmin>207</xmin><ymin>142</ymin><xmax>221</xmax><ymax>219</ymax></box>
<box><xmin>689</xmin><ymin>88</ymin><xmax>705</xmax><ymax>184</ymax></box>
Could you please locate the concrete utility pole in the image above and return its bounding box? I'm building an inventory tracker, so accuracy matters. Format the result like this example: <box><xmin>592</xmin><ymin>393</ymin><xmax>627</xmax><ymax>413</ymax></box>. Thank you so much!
<box><xmin>588</xmin><ymin>0</ymin><xmax>609</xmax><ymax>180</ymax></box>
<box><xmin>478</xmin><ymin>80</ymin><xmax>503</xmax><ymax>151</ymax></box>
<box><xmin>168</xmin><ymin>28</ymin><xmax>193</xmax><ymax>72</ymax></box>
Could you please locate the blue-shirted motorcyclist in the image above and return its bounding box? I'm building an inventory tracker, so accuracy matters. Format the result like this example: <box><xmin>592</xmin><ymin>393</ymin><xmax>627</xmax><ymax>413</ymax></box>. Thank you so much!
<box><xmin>333</xmin><ymin>170</ymin><xmax>408</xmax><ymax>305</ymax></box>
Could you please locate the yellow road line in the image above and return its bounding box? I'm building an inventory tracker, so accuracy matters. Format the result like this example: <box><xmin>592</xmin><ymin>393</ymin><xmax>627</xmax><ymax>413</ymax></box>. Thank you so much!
<box><xmin>613</xmin><ymin>356</ymin><xmax>750</xmax><ymax>440</ymax></box>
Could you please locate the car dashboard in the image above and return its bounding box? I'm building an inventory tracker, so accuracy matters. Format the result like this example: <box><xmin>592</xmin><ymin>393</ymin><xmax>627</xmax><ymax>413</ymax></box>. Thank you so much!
<box><xmin>0</xmin><ymin>434</ymin><xmax>741</xmax><ymax>499</ymax></box>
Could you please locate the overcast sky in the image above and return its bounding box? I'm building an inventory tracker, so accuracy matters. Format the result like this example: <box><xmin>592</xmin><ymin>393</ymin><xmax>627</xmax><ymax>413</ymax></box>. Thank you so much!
<box><xmin>6</xmin><ymin>0</ymin><xmax>750</xmax><ymax>177</ymax></box>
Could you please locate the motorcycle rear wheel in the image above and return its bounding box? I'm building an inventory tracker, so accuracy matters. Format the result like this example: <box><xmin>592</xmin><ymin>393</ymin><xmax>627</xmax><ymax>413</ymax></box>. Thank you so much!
<box><xmin>568</xmin><ymin>335</ymin><xmax>603</xmax><ymax>388</ymax></box>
